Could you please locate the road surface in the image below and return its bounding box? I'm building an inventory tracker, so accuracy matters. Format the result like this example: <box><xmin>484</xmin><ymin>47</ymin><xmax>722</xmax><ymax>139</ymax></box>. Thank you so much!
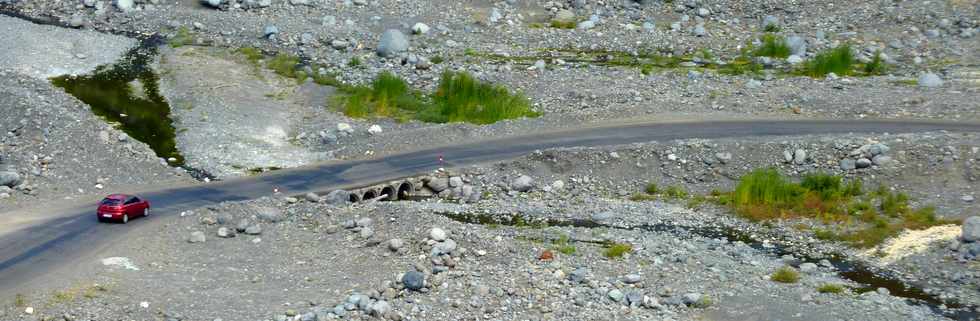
<box><xmin>2</xmin><ymin>119</ymin><xmax>980</xmax><ymax>294</ymax></box>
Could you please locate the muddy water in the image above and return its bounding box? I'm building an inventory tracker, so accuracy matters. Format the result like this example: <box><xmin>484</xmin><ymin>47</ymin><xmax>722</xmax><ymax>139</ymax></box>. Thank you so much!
<box><xmin>51</xmin><ymin>36</ymin><xmax>184</xmax><ymax>165</ymax></box>
<box><xmin>440</xmin><ymin>211</ymin><xmax>978</xmax><ymax>320</ymax></box>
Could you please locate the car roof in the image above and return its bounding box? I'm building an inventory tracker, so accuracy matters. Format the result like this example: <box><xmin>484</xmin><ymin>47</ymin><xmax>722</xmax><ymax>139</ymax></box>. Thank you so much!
<box><xmin>105</xmin><ymin>194</ymin><xmax>133</xmax><ymax>199</ymax></box>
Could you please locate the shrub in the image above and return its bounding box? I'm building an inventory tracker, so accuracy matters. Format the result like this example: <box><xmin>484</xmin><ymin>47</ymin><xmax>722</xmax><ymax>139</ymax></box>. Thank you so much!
<box><xmin>863</xmin><ymin>51</ymin><xmax>887</xmax><ymax>75</ymax></box>
<box><xmin>645</xmin><ymin>182</ymin><xmax>660</xmax><ymax>195</ymax></box>
<box><xmin>753</xmin><ymin>34</ymin><xmax>791</xmax><ymax>58</ymax></box>
<box><xmin>800</xmin><ymin>45</ymin><xmax>854</xmax><ymax>77</ymax></box>
<box><xmin>764</xmin><ymin>24</ymin><xmax>781</xmax><ymax>33</ymax></box>
<box><xmin>604</xmin><ymin>242</ymin><xmax>632</xmax><ymax>259</ymax></box>
<box><xmin>817</xmin><ymin>283</ymin><xmax>846</xmax><ymax>294</ymax></box>
<box><xmin>630</xmin><ymin>193</ymin><xmax>658</xmax><ymax>201</ymax></box>
<box><xmin>771</xmin><ymin>266</ymin><xmax>800</xmax><ymax>283</ymax></box>
<box><xmin>801</xmin><ymin>174</ymin><xmax>844</xmax><ymax>201</ymax></box>
<box><xmin>880</xmin><ymin>191</ymin><xmax>910</xmax><ymax>217</ymax></box>
<box><xmin>430</xmin><ymin>56</ymin><xmax>445</xmax><ymax>64</ymax></box>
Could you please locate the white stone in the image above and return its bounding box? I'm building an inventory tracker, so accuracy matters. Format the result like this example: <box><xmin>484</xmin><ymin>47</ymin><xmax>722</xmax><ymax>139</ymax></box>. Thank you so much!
<box><xmin>429</xmin><ymin>227</ymin><xmax>447</xmax><ymax>241</ymax></box>
<box><xmin>368</xmin><ymin>125</ymin><xmax>383</xmax><ymax>135</ymax></box>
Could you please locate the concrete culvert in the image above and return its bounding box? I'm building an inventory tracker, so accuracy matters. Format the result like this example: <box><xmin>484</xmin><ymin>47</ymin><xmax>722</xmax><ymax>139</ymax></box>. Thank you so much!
<box><xmin>362</xmin><ymin>190</ymin><xmax>377</xmax><ymax>200</ymax></box>
<box><xmin>397</xmin><ymin>181</ymin><xmax>414</xmax><ymax>199</ymax></box>
<box><xmin>380</xmin><ymin>185</ymin><xmax>397</xmax><ymax>201</ymax></box>
<box><xmin>348</xmin><ymin>192</ymin><xmax>362</xmax><ymax>203</ymax></box>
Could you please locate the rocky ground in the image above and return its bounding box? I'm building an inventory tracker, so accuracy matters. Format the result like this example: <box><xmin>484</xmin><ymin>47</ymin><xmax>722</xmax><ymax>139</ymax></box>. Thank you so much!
<box><xmin>0</xmin><ymin>69</ymin><xmax>195</xmax><ymax>213</ymax></box>
<box><xmin>1</xmin><ymin>0</ymin><xmax>980</xmax><ymax>320</ymax></box>
<box><xmin>4</xmin><ymin>131</ymin><xmax>980</xmax><ymax>320</ymax></box>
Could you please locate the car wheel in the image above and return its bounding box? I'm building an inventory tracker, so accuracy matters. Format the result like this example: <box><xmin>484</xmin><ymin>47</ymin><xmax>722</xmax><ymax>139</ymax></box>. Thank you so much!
<box><xmin>122</xmin><ymin>215</ymin><xmax>129</xmax><ymax>224</ymax></box>
<box><xmin>144</xmin><ymin>208</ymin><xmax>150</xmax><ymax>217</ymax></box>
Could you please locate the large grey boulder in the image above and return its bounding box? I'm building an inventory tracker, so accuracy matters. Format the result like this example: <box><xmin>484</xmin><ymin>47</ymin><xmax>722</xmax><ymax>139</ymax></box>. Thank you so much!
<box><xmin>962</xmin><ymin>216</ymin><xmax>980</xmax><ymax>242</ymax></box>
<box><xmin>377</xmin><ymin>29</ymin><xmax>409</xmax><ymax>57</ymax></box>
<box><xmin>324</xmin><ymin>190</ymin><xmax>351</xmax><ymax>205</ymax></box>
<box><xmin>425</xmin><ymin>177</ymin><xmax>449</xmax><ymax>193</ymax></box>
<box><xmin>402</xmin><ymin>271</ymin><xmax>425</xmax><ymax>290</ymax></box>
<box><xmin>510</xmin><ymin>175</ymin><xmax>534</xmax><ymax>192</ymax></box>
<box><xmin>0</xmin><ymin>171</ymin><xmax>21</xmax><ymax>188</ymax></box>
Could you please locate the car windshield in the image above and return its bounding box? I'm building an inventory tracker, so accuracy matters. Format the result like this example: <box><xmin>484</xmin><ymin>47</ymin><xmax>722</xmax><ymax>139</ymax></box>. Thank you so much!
<box><xmin>100</xmin><ymin>198</ymin><xmax>122</xmax><ymax>206</ymax></box>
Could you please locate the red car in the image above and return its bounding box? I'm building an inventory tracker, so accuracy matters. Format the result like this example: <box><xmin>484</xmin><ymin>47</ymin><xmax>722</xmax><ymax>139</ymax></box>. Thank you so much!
<box><xmin>97</xmin><ymin>194</ymin><xmax>150</xmax><ymax>223</ymax></box>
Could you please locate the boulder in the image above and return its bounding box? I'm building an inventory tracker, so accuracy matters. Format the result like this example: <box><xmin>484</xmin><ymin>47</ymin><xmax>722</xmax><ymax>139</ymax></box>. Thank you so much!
<box><xmin>324</xmin><ymin>190</ymin><xmax>351</xmax><ymax>205</ymax></box>
<box><xmin>962</xmin><ymin>216</ymin><xmax>980</xmax><ymax>242</ymax></box>
<box><xmin>0</xmin><ymin>171</ymin><xmax>21</xmax><ymax>187</ymax></box>
<box><xmin>377</xmin><ymin>29</ymin><xmax>409</xmax><ymax>57</ymax></box>
<box><xmin>510</xmin><ymin>175</ymin><xmax>534</xmax><ymax>192</ymax></box>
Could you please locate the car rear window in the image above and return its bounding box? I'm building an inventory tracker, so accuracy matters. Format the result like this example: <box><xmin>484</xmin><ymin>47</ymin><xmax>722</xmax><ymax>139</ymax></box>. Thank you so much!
<box><xmin>100</xmin><ymin>198</ymin><xmax>122</xmax><ymax>205</ymax></box>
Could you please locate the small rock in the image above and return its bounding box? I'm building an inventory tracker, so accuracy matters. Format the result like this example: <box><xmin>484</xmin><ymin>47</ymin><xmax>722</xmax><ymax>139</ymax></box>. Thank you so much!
<box><xmin>840</xmin><ymin>158</ymin><xmax>856</xmax><ymax>170</ymax></box>
<box><xmin>188</xmin><ymin>231</ymin><xmax>206</xmax><ymax>243</ymax></box>
<box><xmin>714</xmin><ymin>152</ymin><xmax>732</xmax><ymax>164</ymax></box>
<box><xmin>263</xmin><ymin>25</ymin><xmax>279</xmax><ymax>39</ymax></box>
<box><xmin>216</xmin><ymin>227</ymin><xmax>235</xmax><ymax>238</ymax></box>
<box><xmin>305</xmin><ymin>192</ymin><xmax>321</xmax><ymax>203</ymax></box>
<box><xmin>962</xmin><ymin>216</ymin><xmax>980</xmax><ymax>242</ymax></box>
<box><xmin>607</xmin><ymin>289</ymin><xmax>624</xmax><ymax>302</ymax></box>
<box><xmin>324</xmin><ymin>190</ymin><xmax>351</xmax><ymax>205</ymax></box>
<box><xmin>429</xmin><ymin>227</ymin><xmax>447</xmax><ymax>241</ymax></box>
<box><xmin>693</xmin><ymin>24</ymin><xmax>706</xmax><ymax>37</ymax></box>
<box><xmin>622</xmin><ymin>274</ymin><xmax>643</xmax><ymax>284</ymax></box>
<box><xmin>918</xmin><ymin>72</ymin><xmax>943</xmax><ymax>87</ymax></box>
<box><xmin>577</xmin><ymin>20</ymin><xmax>595</xmax><ymax>30</ymax></box>
<box><xmin>368</xmin><ymin>125</ymin><xmax>383</xmax><ymax>135</ymax></box>
<box><xmin>245</xmin><ymin>225</ymin><xmax>262</xmax><ymax>235</ymax></box>
<box><xmin>402</xmin><ymin>271</ymin><xmax>425</xmax><ymax>290</ymax></box>
<box><xmin>799</xmin><ymin>262</ymin><xmax>818</xmax><ymax>273</ymax></box>
<box><xmin>412</xmin><ymin>22</ymin><xmax>430</xmax><ymax>35</ymax></box>
<box><xmin>963</xmin><ymin>195</ymin><xmax>975</xmax><ymax>203</ymax></box>
<box><xmin>449</xmin><ymin>176</ymin><xmax>463</xmax><ymax>187</ymax></box>
<box><xmin>856</xmin><ymin>158</ymin><xmax>873</xmax><ymax>168</ymax></box>
<box><xmin>202</xmin><ymin>0</ymin><xmax>221</xmax><ymax>8</ymax></box>
<box><xmin>793</xmin><ymin>149</ymin><xmax>807</xmax><ymax>165</ymax></box>
<box><xmin>682</xmin><ymin>293</ymin><xmax>702</xmax><ymax>305</ymax></box>
<box><xmin>432</xmin><ymin>239</ymin><xmax>457</xmax><ymax>255</ymax></box>
<box><xmin>359</xmin><ymin>227</ymin><xmax>375</xmax><ymax>239</ymax></box>
<box><xmin>388</xmin><ymin>238</ymin><xmax>404</xmax><ymax>251</ymax></box>
<box><xmin>785</xmin><ymin>36</ymin><xmax>807</xmax><ymax>56</ymax></box>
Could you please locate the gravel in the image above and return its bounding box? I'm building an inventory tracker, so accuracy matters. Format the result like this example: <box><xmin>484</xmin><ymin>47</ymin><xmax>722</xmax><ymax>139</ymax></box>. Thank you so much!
<box><xmin>0</xmin><ymin>15</ymin><xmax>136</xmax><ymax>79</ymax></box>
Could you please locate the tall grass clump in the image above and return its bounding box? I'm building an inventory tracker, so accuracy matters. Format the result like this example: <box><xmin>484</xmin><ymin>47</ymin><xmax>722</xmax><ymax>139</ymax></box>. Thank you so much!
<box><xmin>771</xmin><ymin>266</ymin><xmax>800</xmax><ymax>283</ymax></box>
<box><xmin>863</xmin><ymin>51</ymin><xmax>887</xmax><ymax>75</ymax></box>
<box><xmin>800</xmin><ymin>45</ymin><xmax>854</xmax><ymax>77</ymax></box>
<box><xmin>334</xmin><ymin>71</ymin><xmax>538</xmax><ymax>125</ymax></box>
<box><xmin>753</xmin><ymin>34</ymin><xmax>791</xmax><ymax>58</ymax></box>
<box><xmin>422</xmin><ymin>71</ymin><xmax>539</xmax><ymax>124</ymax></box>
<box><xmin>336</xmin><ymin>71</ymin><xmax>425</xmax><ymax>120</ymax></box>
<box><xmin>732</xmin><ymin>169</ymin><xmax>805</xmax><ymax>218</ymax></box>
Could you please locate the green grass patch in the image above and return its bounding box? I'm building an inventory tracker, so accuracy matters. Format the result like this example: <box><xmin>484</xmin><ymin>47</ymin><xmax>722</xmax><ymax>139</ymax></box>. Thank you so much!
<box><xmin>817</xmin><ymin>283</ymin><xmax>846</xmax><ymax>294</ymax></box>
<box><xmin>799</xmin><ymin>45</ymin><xmax>854</xmax><ymax>77</ymax></box>
<box><xmin>663</xmin><ymin>186</ymin><xmax>689</xmax><ymax>199</ymax></box>
<box><xmin>552</xmin><ymin>234</ymin><xmax>577</xmax><ymax>255</ymax></box>
<box><xmin>430</xmin><ymin>56</ymin><xmax>445</xmax><ymax>64</ymax></box>
<box><xmin>348</xmin><ymin>56</ymin><xmax>362</xmax><ymax>67</ymax></box>
<box><xmin>645</xmin><ymin>182</ymin><xmax>659</xmax><ymax>194</ymax></box>
<box><xmin>267</xmin><ymin>53</ymin><xmax>302</xmax><ymax>80</ymax></box>
<box><xmin>692</xmin><ymin>296</ymin><xmax>713</xmax><ymax>308</ymax></box>
<box><xmin>753</xmin><ymin>34</ymin><xmax>791</xmax><ymax>58</ymax></box>
<box><xmin>771</xmin><ymin>266</ymin><xmax>800</xmax><ymax>283</ymax></box>
<box><xmin>725</xmin><ymin>169</ymin><xmax>956</xmax><ymax>248</ymax></box>
<box><xmin>334</xmin><ymin>71</ymin><xmax>538</xmax><ymax>125</ymax></box>
<box><xmin>863</xmin><ymin>51</ymin><xmax>887</xmax><ymax>75</ymax></box>
<box><xmin>238</xmin><ymin>47</ymin><xmax>263</xmax><ymax>65</ymax></box>
<box><xmin>14</xmin><ymin>293</ymin><xmax>26</xmax><ymax>307</ymax></box>
<box><xmin>168</xmin><ymin>26</ymin><xmax>195</xmax><ymax>48</ymax></box>
<box><xmin>603</xmin><ymin>242</ymin><xmax>632</xmax><ymax>259</ymax></box>
<box><xmin>764</xmin><ymin>24</ymin><xmax>781</xmax><ymax>33</ymax></box>
<box><xmin>550</xmin><ymin>20</ymin><xmax>578</xmax><ymax>29</ymax></box>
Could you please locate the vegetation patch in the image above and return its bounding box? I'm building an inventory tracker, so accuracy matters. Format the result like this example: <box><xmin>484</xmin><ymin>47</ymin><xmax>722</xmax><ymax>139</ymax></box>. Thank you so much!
<box><xmin>817</xmin><ymin>283</ymin><xmax>846</xmax><ymax>294</ymax></box>
<box><xmin>552</xmin><ymin>234</ymin><xmax>577</xmax><ymax>255</ymax></box>
<box><xmin>168</xmin><ymin>26</ymin><xmax>195</xmax><ymax>48</ymax></box>
<box><xmin>631</xmin><ymin>182</ymin><xmax>689</xmax><ymax>201</ymax></box>
<box><xmin>603</xmin><ymin>242</ymin><xmax>632</xmax><ymax>259</ymax></box>
<box><xmin>333</xmin><ymin>71</ymin><xmax>538</xmax><ymax>125</ymax></box>
<box><xmin>798</xmin><ymin>45</ymin><xmax>854</xmax><ymax>77</ymax></box>
<box><xmin>771</xmin><ymin>266</ymin><xmax>800</xmax><ymax>283</ymax></box>
<box><xmin>719</xmin><ymin>169</ymin><xmax>956</xmax><ymax>248</ymax></box>
<box><xmin>753</xmin><ymin>34</ymin><xmax>791</xmax><ymax>58</ymax></box>
<box><xmin>550</xmin><ymin>20</ymin><xmax>578</xmax><ymax>29</ymax></box>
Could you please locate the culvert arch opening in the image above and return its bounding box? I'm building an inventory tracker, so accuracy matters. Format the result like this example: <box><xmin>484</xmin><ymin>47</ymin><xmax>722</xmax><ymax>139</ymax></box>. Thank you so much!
<box><xmin>380</xmin><ymin>186</ymin><xmax>397</xmax><ymax>201</ymax></box>
<box><xmin>362</xmin><ymin>190</ymin><xmax>377</xmax><ymax>200</ymax></box>
<box><xmin>397</xmin><ymin>181</ymin><xmax>414</xmax><ymax>199</ymax></box>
